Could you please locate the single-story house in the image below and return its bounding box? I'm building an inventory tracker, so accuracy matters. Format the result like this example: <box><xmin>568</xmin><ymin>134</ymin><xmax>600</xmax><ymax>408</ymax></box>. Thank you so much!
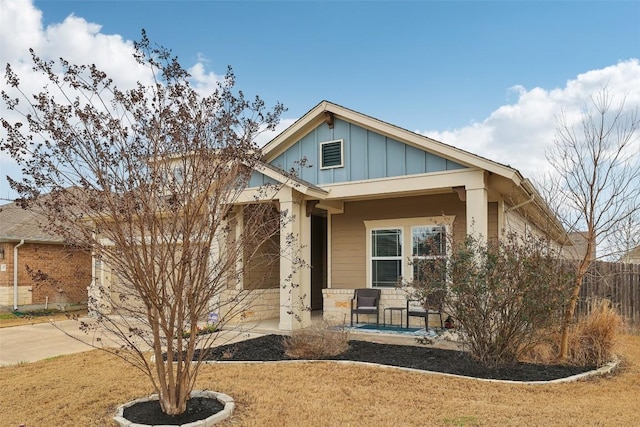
<box><xmin>0</xmin><ymin>201</ymin><xmax>91</xmax><ymax>311</ymax></box>
<box><xmin>222</xmin><ymin>101</ymin><xmax>570</xmax><ymax>330</ymax></box>
<box><xmin>93</xmin><ymin>100</ymin><xmax>570</xmax><ymax>330</ymax></box>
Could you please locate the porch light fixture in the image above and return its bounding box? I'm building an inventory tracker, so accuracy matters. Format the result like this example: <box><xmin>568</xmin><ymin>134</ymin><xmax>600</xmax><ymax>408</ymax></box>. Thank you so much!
<box><xmin>0</xmin><ymin>247</ymin><xmax>4</xmax><ymax>259</ymax></box>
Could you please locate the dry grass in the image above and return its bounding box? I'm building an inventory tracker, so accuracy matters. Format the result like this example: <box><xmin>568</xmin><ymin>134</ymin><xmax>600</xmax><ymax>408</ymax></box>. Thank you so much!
<box><xmin>524</xmin><ymin>300</ymin><xmax>624</xmax><ymax>366</ymax></box>
<box><xmin>568</xmin><ymin>300</ymin><xmax>624</xmax><ymax>366</ymax></box>
<box><xmin>1</xmin><ymin>334</ymin><xmax>639</xmax><ymax>426</ymax></box>
<box><xmin>283</xmin><ymin>321</ymin><xmax>349</xmax><ymax>359</ymax></box>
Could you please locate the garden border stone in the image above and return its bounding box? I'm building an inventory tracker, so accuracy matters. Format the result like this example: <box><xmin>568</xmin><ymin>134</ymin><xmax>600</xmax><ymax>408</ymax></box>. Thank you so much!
<box><xmin>113</xmin><ymin>390</ymin><xmax>234</xmax><ymax>427</ymax></box>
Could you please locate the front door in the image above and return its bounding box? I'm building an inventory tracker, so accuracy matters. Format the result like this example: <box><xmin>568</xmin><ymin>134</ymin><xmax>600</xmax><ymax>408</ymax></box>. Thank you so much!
<box><xmin>310</xmin><ymin>215</ymin><xmax>327</xmax><ymax>311</ymax></box>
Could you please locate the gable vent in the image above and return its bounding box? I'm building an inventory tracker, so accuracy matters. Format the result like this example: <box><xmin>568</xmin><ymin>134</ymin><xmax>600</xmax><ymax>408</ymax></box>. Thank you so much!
<box><xmin>320</xmin><ymin>140</ymin><xmax>343</xmax><ymax>169</ymax></box>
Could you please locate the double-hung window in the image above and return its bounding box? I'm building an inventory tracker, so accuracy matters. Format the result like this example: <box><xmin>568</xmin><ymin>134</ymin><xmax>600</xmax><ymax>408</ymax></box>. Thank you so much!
<box><xmin>371</xmin><ymin>228</ymin><xmax>402</xmax><ymax>288</ymax></box>
<box><xmin>365</xmin><ymin>217</ymin><xmax>454</xmax><ymax>288</ymax></box>
<box><xmin>411</xmin><ymin>226</ymin><xmax>447</xmax><ymax>282</ymax></box>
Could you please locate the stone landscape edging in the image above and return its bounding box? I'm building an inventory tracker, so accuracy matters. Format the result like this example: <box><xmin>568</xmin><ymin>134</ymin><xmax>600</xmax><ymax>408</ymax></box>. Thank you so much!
<box><xmin>113</xmin><ymin>390</ymin><xmax>234</xmax><ymax>427</ymax></box>
<box><xmin>201</xmin><ymin>357</ymin><xmax>620</xmax><ymax>385</ymax></box>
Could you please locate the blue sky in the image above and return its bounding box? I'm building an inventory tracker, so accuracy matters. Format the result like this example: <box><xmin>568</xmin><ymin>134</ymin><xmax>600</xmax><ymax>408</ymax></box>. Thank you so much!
<box><xmin>1</xmin><ymin>0</ymin><xmax>639</xmax><ymax>200</ymax></box>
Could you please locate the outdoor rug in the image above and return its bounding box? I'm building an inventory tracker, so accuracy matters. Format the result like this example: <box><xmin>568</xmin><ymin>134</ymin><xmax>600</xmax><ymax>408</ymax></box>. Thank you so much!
<box><xmin>351</xmin><ymin>324</ymin><xmax>435</xmax><ymax>336</ymax></box>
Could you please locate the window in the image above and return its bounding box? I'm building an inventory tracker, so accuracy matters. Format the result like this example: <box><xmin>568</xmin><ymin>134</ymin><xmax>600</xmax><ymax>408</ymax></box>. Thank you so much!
<box><xmin>411</xmin><ymin>226</ymin><xmax>447</xmax><ymax>282</ymax></box>
<box><xmin>365</xmin><ymin>217</ymin><xmax>454</xmax><ymax>288</ymax></box>
<box><xmin>371</xmin><ymin>229</ymin><xmax>402</xmax><ymax>287</ymax></box>
<box><xmin>320</xmin><ymin>140</ymin><xmax>343</xmax><ymax>169</ymax></box>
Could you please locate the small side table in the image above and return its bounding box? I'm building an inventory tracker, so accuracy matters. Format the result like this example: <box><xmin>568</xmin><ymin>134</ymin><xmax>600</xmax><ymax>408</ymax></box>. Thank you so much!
<box><xmin>383</xmin><ymin>307</ymin><xmax>406</xmax><ymax>328</ymax></box>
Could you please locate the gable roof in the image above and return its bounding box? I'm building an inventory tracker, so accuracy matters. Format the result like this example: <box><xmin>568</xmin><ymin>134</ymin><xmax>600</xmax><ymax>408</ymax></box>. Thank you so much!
<box><xmin>262</xmin><ymin>100</ymin><xmax>526</xmax><ymax>185</ymax></box>
<box><xmin>261</xmin><ymin>100</ymin><xmax>568</xmax><ymax>242</ymax></box>
<box><xmin>0</xmin><ymin>201</ymin><xmax>63</xmax><ymax>244</ymax></box>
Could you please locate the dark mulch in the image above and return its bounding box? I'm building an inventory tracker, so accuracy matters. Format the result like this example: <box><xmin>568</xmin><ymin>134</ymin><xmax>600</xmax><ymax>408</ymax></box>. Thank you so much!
<box><xmin>123</xmin><ymin>397</ymin><xmax>224</xmax><ymax>425</ymax></box>
<box><xmin>191</xmin><ymin>334</ymin><xmax>597</xmax><ymax>382</ymax></box>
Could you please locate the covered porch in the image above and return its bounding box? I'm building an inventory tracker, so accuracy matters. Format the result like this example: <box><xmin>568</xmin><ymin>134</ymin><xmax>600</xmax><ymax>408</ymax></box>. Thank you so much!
<box><xmin>233</xmin><ymin>167</ymin><xmax>496</xmax><ymax>332</ymax></box>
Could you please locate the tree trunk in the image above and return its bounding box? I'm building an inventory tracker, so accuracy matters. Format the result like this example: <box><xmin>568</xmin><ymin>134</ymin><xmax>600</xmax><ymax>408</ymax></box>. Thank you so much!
<box><xmin>159</xmin><ymin>387</ymin><xmax>189</xmax><ymax>415</ymax></box>
<box><xmin>559</xmin><ymin>261</ymin><xmax>590</xmax><ymax>361</ymax></box>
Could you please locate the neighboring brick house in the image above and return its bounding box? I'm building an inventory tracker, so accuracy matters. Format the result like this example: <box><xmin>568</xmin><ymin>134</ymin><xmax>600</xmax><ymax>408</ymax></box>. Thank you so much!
<box><xmin>0</xmin><ymin>201</ymin><xmax>91</xmax><ymax>310</ymax></box>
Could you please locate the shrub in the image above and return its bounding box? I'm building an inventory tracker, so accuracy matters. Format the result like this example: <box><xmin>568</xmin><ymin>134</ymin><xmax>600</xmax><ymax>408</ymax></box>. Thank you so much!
<box><xmin>408</xmin><ymin>233</ymin><xmax>575</xmax><ymax>366</ymax></box>
<box><xmin>283</xmin><ymin>322</ymin><xmax>349</xmax><ymax>359</ymax></box>
<box><xmin>523</xmin><ymin>299</ymin><xmax>623</xmax><ymax>366</ymax></box>
<box><xmin>567</xmin><ymin>299</ymin><xmax>623</xmax><ymax>366</ymax></box>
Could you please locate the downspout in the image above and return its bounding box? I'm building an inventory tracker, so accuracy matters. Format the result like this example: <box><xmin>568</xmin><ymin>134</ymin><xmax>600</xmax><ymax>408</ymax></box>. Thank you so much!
<box><xmin>13</xmin><ymin>239</ymin><xmax>25</xmax><ymax>310</ymax></box>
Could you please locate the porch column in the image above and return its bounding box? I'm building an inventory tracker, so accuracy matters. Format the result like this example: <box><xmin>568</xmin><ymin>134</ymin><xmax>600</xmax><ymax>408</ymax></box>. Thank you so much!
<box><xmin>233</xmin><ymin>205</ymin><xmax>244</xmax><ymax>290</ymax></box>
<box><xmin>279</xmin><ymin>188</ymin><xmax>312</xmax><ymax>330</ymax></box>
<box><xmin>466</xmin><ymin>185</ymin><xmax>488</xmax><ymax>242</ymax></box>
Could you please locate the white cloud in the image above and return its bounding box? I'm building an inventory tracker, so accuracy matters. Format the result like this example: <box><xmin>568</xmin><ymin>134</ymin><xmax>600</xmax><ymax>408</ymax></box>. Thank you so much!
<box><xmin>1</xmin><ymin>0</ymin><xmax>638</xmax><ymax>201</ymax></box>
<box><xmin>254</xmin><ymin>118</ymin><xmax>298</xmax><ymax>146</ymax></box>
<box><xmin>417</xmin><ymin>59</ymin><xmax>640</xmax><ymax>178</ymax></box>
<box><xmin>0</xmin><ymin>0</ymin><xmax>44</xmax><ymax>60</ymax></box>
<box><xmin>0</xmin><ymin>0</ymin><xmax>227</xmax><ymax>198</ymax></box>
<box><xmin>188</xmin><ymin>62</ymin><xmax>223</xmax><ymax>96</ymax></box>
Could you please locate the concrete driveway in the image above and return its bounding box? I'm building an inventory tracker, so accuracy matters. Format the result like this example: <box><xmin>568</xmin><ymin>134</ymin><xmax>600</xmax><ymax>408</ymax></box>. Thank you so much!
<box><xmin>0</xmin><ymin>318</ymin><xmax>265</xmax><ymax>366</ymax></box>
<box><xmin>0</xmin><ymin>319</ymin><xmax>98</xmax><ymax>365</ymax></box>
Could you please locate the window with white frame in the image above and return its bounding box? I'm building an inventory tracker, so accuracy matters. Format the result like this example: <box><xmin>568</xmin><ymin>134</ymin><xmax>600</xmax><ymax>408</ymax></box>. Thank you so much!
<box><xmin>365</xmin><ymin>217</ymin><xmax>454</xmax><ymax>288</ymax></box>
<box><xmin>371</xmin><ymin>228</ymin><xmax>403</xmax><ymax>288</ymax></box>
<box><xmin>411</xmin><ymin>226</ymin><xmax>447</xmax><ymax>282</ymax></box>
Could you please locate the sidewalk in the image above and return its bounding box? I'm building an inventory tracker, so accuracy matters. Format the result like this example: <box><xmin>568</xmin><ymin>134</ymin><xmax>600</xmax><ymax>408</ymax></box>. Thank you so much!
<box><xmin>0</xmin><ymin>319</ymin><xmax>97</xmax><ymax>365</ymax></box>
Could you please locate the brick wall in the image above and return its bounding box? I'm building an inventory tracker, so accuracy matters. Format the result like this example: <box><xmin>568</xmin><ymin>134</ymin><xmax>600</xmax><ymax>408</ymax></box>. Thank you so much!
<box><xmin>0</xmin><ymin>242</ymin><xmax>91</xmax><ymax>308</ymax></box>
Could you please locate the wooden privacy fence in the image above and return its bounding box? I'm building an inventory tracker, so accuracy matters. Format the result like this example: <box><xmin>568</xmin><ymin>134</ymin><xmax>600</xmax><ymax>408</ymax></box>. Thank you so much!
<box><xmin>576</xmin><ymin>261</ymin><xmax>640</xmax><ymax>330</ymax></box>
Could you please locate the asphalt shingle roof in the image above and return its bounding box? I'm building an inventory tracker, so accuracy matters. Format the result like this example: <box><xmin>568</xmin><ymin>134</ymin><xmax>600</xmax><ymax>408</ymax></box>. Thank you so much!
<box><xmin>0</xmin><ymin>201</ymin><xmax>63</xmax><ymax>243</ymax></box>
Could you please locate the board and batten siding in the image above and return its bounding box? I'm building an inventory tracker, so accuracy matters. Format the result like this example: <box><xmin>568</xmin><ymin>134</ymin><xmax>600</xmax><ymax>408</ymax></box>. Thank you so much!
<box><xmin>256</xmin><ymin>118</ymin><xmax>466</xmax><ymax>187</ymax></box>
<box><xmin>330</xmin><ymin>193</ymin><xmax>469</xmax><ymax>289</ymax></box>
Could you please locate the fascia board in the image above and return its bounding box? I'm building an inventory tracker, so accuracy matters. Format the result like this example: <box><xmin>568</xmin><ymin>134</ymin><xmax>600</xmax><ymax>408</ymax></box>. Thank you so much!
<box><xmin>0</xmin><ymin>237</ymin><xmax>65</xmax><ymax>244</ymax></box>
<box><xmin>254</xmin><ymin>164</ymin><xmax>328</xmax><ymax>198</ymax></box>
<box><xmin>322</xmin><ymin>169</ymin><xmax>485</xmax><ymax>200</ymax></box>
<box><xmin>262</xmin><ymin>101</ymin><xmax>328</xmax><ymax>159</ymax></box>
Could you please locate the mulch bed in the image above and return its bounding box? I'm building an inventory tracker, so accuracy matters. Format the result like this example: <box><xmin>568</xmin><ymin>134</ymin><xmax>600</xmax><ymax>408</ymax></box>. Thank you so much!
<box><xmin>123</xmin><ymin>397</ymin><xmax>223</xmax><ymax>425</ymax></box>
<box><xmin>191</xmin><ymin>335</ymin><xmax>596</xmax><ymax>382</ymax></box>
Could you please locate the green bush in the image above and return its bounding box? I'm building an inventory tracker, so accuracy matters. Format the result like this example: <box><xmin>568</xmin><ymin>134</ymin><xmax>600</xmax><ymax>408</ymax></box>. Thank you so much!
<box><xmin>409</xmin><ymin>233</ymin><xmax>574</xmax><ymax>366</ymax></box>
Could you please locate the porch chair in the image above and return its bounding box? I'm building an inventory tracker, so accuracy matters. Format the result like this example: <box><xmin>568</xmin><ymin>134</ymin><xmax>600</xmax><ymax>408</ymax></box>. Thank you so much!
<box><xmin>406</xmin><ymin>289</ymin><xmax>445</xmax><ymax>330</ymax></box>
<box><xmin>350</xmin><ymin>288</ymin><xmax>381</xmax><ymax>327</ymax></box>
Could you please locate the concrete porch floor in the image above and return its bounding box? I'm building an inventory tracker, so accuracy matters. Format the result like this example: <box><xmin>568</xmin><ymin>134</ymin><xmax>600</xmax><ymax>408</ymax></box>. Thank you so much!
<box><xmin>221</xmin><ymin>312</ymin><xmax>462</xmax><ymax>351</ymax></box>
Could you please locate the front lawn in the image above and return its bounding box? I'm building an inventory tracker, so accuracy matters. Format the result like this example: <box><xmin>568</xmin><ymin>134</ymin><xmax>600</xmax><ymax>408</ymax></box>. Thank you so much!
<box><xmin>0</xmin><ymin>309</ymin><xmax>87</xmax><ymax>328</ymax></box>
<box><xmin>1</xmin><ymin>334</ymin><xmax>638</xmax><ymax>426</ymax></box>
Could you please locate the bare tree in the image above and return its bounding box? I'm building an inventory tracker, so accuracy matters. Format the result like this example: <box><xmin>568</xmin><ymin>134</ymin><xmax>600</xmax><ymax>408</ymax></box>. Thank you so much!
<box><xmin>1</xmin><ymin>32</ymin><xmax>287</xmax><ymax>415</ymax></box>
<box><xmin>542</xmin><ymin>88</ymin><xmax>640</xmax><ymax>360</ymax></box>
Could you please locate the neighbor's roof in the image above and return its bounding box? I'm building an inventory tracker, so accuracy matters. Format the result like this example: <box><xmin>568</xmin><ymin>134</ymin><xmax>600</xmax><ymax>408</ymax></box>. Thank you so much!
<box><xmin>0</xmin><ymin>201</ymin><xmax>63</xmax><ymax>243</ymax></box>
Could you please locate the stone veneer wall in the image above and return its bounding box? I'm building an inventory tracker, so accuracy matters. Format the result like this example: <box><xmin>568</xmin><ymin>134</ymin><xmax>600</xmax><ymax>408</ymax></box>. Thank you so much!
<box><xmin>220</xmin><ymin>288</ymin><xmax>280</xmax><ymax>324</ymax></box>
<box><xmin>322</xmin><ymin>288</ymin><xmax>441</xmax><ymax>328</ymax></box>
